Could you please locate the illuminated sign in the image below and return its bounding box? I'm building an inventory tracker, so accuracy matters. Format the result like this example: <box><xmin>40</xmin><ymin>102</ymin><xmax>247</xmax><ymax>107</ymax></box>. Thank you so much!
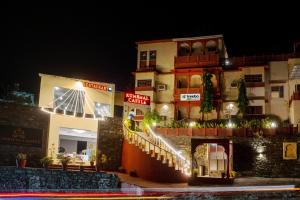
<box><xmin>83</xmin><ymin>82</ymin><xmax>112</xmax><ymax>92</ymax></box>
<box><xmin>124</xmin><ymin>92</ymin><xmax>150</xmax><ymax>105</ymax></box>
<box><xmin>180</xmin><ymin>93</ymin><xmax>200</xmax><ymax>101</ymax></box>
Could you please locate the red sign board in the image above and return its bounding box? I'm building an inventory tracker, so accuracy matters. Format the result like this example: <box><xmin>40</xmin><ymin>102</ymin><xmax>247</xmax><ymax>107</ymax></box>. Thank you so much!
<box><xmin>83</xmin><ymin>82</ymin><xmax>112</xmax><ymax>92</ymax></box>
<box><xmin>124</xmin><ymin>92</ymin><xmax>150</xmax><ymax>105</ymax></box>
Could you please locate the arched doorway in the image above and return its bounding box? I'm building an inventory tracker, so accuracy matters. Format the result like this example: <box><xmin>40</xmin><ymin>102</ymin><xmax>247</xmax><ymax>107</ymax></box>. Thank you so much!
<box><xmin>190</xmin><ymin>139</ymin><xmax>233</xmax><ymax>185</ymax></box>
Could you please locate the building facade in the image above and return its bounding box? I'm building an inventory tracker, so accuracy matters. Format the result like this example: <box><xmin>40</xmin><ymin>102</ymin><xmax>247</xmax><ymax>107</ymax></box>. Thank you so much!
<box><xmin>39</xmin><ymin>74</ymin><xmax>115</xmax><ymax>165</ymax></box>
<box><xmin>133</xmin><ymin>35</ymin><xmax>300</xmax><ymax>129</ymax></box>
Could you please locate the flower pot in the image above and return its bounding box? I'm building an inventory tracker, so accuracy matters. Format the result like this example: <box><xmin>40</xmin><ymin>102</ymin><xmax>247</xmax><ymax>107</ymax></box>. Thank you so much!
<box><xmin>43</xmin><ymin>163</ymin><xmax>49</xmax><ymax>170</ymax></box>
<box><xmin>221</xmin><ymin>172</ymin><xmax>226</xmax><ymax>179</ymax></box>
<box><xmin>62</xmin><ymin>164</ymin><xmax>68</xmax><ymax>171</ymax></box>
<box><xmin>90</xmin><ymin>161</ymin><xmax>95</xmax><ymax>166</ymax></box>
<box><xmin>16</xmin><ymin>159</ymin><xmax>27</xmax><ymax>168</ymax></box>
<box><xmin>80</xmin><ymin>166</ymin><xmax>84</xmax><ymax>172</ymax></box>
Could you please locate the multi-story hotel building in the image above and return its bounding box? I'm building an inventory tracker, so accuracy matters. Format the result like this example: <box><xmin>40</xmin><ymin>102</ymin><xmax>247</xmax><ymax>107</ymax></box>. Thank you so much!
<box><xmin>133</xmin><ymin>35</ymin><xmax>300</xmax><ymax>128</ymax></box>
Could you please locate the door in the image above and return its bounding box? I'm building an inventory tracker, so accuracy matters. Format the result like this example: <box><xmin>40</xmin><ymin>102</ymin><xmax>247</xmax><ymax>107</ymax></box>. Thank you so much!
<box><xmin>77</xmin><ymin>141</ymin><xmax>87</xmax><ymax>154</ymax></box>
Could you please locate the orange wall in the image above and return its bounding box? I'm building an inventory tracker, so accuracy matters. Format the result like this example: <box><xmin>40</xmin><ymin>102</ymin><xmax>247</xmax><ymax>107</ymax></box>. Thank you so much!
<box><xmin>121</xmin><ymin>140</ymin><xmax>187</xmax><ymax>183</ymax></box>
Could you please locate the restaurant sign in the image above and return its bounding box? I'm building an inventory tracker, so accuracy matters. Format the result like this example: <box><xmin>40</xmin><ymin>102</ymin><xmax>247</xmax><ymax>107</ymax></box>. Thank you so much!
<box><xmin>0</xmin><ymin>125</ymin><xmax>43</xmax><ymax>147</ymax></box>
<box><xmin>180</xmin><ymin>93</ymin><xmax>201</xmax><ymax>101</ymax></box>
<box><xmin>83</xmin><ymin>81</ymin><xmax>113</xmax><ymax>92</ymax></box>
<box><xmin>124</xmin><ymin>92</ymin><xmax>150</xmax><ymax>105</ymax></box>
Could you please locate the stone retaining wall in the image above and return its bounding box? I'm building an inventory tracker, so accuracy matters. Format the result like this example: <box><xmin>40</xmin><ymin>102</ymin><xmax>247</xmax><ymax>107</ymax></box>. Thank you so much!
<box><xmin>233</xmin><ymin>136</ymin><xmax>300</xmax><ymax>177</ymax></box>
<box><xmin>0</xmin><ymin>167</ymin><xmax>120</xmax><ymax>191</ymax></box>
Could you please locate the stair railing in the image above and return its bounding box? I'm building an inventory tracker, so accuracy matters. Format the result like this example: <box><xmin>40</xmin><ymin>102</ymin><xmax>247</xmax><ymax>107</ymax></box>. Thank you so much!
<box><xmin>123</xmin><ymin>121</ymin><xmax>190</xmax><ymax>175</ymax></box>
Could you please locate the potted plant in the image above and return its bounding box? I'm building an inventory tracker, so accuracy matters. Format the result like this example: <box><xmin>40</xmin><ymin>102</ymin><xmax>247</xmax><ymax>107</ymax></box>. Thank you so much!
<box><xmin>16</xmin><ymin>153</ymin><xmax>27</xmax><ymax>168</ymax></box>
<box><xmin>89</xmin><ymin>150</ymin><xmax>96</xmax><ymax>167</ymax></box>
<box><xmin>96</xmin><ymin>153</ymin><xmax>107</xmax><ymax>172</ymax></box>
<box><xmin>40</xmin><ymin>156</ymin><xmax>53</xmax><ymax>170</ymax></box>
<box><xmin>59</xmin><ymin>156</ymin><xmax>71</xmax><ymax>171</ymax></box>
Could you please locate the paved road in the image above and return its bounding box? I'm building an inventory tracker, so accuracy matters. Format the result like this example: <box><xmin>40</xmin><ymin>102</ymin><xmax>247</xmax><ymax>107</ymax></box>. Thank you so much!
<box><xmin>1</xmin><ymin>185</ymin><xmax>300</xmax><ymax>199</ymax></box>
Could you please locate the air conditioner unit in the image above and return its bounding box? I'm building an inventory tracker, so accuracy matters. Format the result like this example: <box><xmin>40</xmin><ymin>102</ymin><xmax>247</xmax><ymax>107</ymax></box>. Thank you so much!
<box><xmin>157</xmin><ymin>84</ymin><xmax>167</xmax><ymax>91</ymax></box>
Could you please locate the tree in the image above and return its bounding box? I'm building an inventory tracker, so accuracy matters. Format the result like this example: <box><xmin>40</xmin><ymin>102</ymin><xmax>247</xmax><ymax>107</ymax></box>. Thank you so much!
<box><xmin>141</xmin><ymin>110</ymin><xmax>161</xmax><ymax>128</ymax></box>
<box><xmin>237</xmin><ymin>78</ymin><xmax>249</xmax><ymax>117</ymax></box>
<box><xmin>200</xmin><ymin>72</ymin><xmax>214</xmax><ymax>120</ymax></box>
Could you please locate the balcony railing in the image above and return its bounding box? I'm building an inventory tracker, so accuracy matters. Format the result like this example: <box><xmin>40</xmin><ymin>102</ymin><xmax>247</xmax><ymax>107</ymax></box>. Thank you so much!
<box><xmin>245</xmin><ymin>82</ymin><xmax>265</xmax><ymax>87</ymax></box>
<box><xmin>226</xmin><ymin>53</ymin><xmax>296</xmax><ymax>67</ymax></box>
<box><xmin>175</xmin><ymin>54</ymin><xmax>219</xmax><ymax>68</ymax></box>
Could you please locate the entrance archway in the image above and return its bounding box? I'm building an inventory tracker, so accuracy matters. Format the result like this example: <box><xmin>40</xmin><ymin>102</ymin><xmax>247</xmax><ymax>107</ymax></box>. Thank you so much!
<box><xmin>190</xmin><ymin>139</ymin><xmax>233</xmax><ymax>185</ymax></box>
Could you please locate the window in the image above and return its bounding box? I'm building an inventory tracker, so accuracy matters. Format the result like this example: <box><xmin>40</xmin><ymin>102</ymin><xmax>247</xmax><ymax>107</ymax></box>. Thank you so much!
<box><xmin>139</xmin><ymin>51</ymin><xmax>147</xmax><ymax>68</ymax></box>
<box><xmin>94</xmin><ymin>102</ymin><xmax>111</xmax><ymax>117</ymax></box>
<box><xmin>136</xmin><ymin>109</ymin><xmax>143</xmax><ymax>115</ymax></box>
<box><xmin>296</xmin><ymin>84</ymin><xmax>300</xmax><ymax>93</ymax></box>
<box><xmin>246</xmin><ymin>106</ymin><xmax>263</xmax><ymax>115</ymax></box>
<box><xmin>137</xmin><ymin>79</ymin><xmax>152</xmax><ymax>87</ymax></box>
<box><xmin>114</xmin><ymin>105</ymin><xmax>123</xmax><ymax>118</ymax></box>
<box><xmin>271</xmin><ymin>86</ymin><xmax>284</xmax><ymax>98</ymax></box>
<box><xmin>230</xmin><ymin>80</ymin><xmax>238</xmax><ymax>88</ymax></box>
<box><xmin>244</xmin><ymin>74</ymin><xmax>263</xmax><ymax>82</ymax></box>
<box><xmin>53</xmin><ymin>87</ymin><xmax>85</xmax><ymax>113</ymax></box>
<box><xmin>149</xmin><ymin>50</ymin><xmax>156</xmax><ymax>67</ymax></box>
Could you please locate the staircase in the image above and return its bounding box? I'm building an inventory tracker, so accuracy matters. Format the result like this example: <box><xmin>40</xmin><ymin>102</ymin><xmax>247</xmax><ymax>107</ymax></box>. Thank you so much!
<box><xmin>122</xmin><ymin>122</ymin><xmax>190</xmax><ymax>182</ymax></box>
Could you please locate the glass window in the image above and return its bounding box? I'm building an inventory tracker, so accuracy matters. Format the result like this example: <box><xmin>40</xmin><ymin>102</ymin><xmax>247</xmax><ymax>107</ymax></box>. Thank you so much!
<box><xmin>296</xmin><ymin>84</ymin><xmax>300</xmax><ymax>93</ymax></box>
<box><xmin>244</xmin><ymin>74</ymin><xmax>263</xmax><ymax>82</ymax></box>
<box><xmin>114</xmin><ymin>105</ymin><xmax>123</xmax><ymax>118</ymax></box>
<box><xmin>140</xmin><ymin>51</ymin><xmax>147</xmax><ymax>61</ymax></box>
<box><xmin>246</xmin><ymin>106</ymin><xmax>263</xmax><ymax>115</ymax></box>
<box><xmin>53</xmin><ymin>87</ymin><xmax>85</xmax><ymax>113</ymax></box>
<box><xmin>271</xmin><ymin>86</ymin><xmax>284</xmax><ymax>98</ymax></box>
<box><xmin>149</xmin><ymin>50</ymin><xmax>156</xmax><ymax>60</ymax></box>
<box><xmin>137</xmin><ymin>79</ymin><xmax>152</xmax><ymax>87</ymax></box>
<box><xmin>140</xmin><ymin>51</ymin><xmax>148</xmax><ymax>68</ymax></box>
<box><xmin>94</xmin><ymin>102</ymin><xmax>111</xmax><ymax>117</ymax></box>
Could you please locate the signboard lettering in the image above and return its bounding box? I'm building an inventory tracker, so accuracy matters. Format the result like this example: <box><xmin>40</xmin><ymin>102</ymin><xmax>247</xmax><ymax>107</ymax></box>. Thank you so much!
<box><xmin>0</xmin><ymin>125</ymin><xmax>43</xmax><ymax>147</ymax></box>
<box><xmin>180</xmin><ymin>93</ymin><xmax>201</xmax><ymax>101</ymax></box>
<box><xmin>83</xmin><ymin>82</ymin><xmax>112</xmax><ymax>92</ymax></box>
<box><xmin>124</xmin><ymin>92</ymin><xmax>150</xmax><ymax>105</ymax></box>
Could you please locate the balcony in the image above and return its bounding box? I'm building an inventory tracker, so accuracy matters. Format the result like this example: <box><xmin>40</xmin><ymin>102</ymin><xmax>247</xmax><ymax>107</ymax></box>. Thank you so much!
<box><xmin>226</xmin><ymin>53</ymin><xmax>296</xmax><ymax>67</ymax></box>
<box><xmin>175</xmin><ymin>54</ymin><xmax>219</xmax><ymax>68</ymax></box>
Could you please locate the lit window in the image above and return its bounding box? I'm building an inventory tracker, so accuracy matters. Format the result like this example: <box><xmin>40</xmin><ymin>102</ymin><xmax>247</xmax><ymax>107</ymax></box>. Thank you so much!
<box><xmin>53</xmin><ymin>87</ymin><xmax>85</xmax><ymax>113</ymax></box>
<box><xmin>94</xmin><ymin>102</ymin><xmax>111</xmax><ymax>117</ymax></box>
<box><xmin>139</xmin><ymin>51</ymin><xmax>147</xmax><ymax>68</ymax></box>
<box><xmin>271</xmin><ymin>86</ymin><xmax>284</xmax><ymax>98</ymax></box>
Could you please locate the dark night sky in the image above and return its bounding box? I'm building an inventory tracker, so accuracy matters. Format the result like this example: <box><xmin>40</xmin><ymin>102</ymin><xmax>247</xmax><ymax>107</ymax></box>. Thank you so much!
<box><xmin>2</xmin><ymin>4</ymin><xmax>300</xmax><ymax>96</ymax></box>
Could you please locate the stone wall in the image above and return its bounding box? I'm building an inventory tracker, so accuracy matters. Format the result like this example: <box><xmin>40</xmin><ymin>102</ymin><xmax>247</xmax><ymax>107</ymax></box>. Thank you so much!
<box><xmin>97</xmin><ymin>117</ymin><xmax>124</xmax><ymax>171</ymax></box>
<box><xmin>162</xmin><ymin>135</ymin><xmax>191</xmax><ymax>159</ymax></box>
<box><xmin>161</xmin><ymin>133</ymin><xmax>300</xmax><ymax>178</ymax></box>
<box><xmin>0</xmin><ymin>102</ymin><xmax>50</xmax><ymax>167</ymax></box>
<box><xmin>0</xmin><ymin>167</ymin><xmax>120</xmax><ymax>191</ymax></box>
<box><xmin>233</xmin><ymin>136</ymin><xmax>300</xmax><ymax>178</ymax></box>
